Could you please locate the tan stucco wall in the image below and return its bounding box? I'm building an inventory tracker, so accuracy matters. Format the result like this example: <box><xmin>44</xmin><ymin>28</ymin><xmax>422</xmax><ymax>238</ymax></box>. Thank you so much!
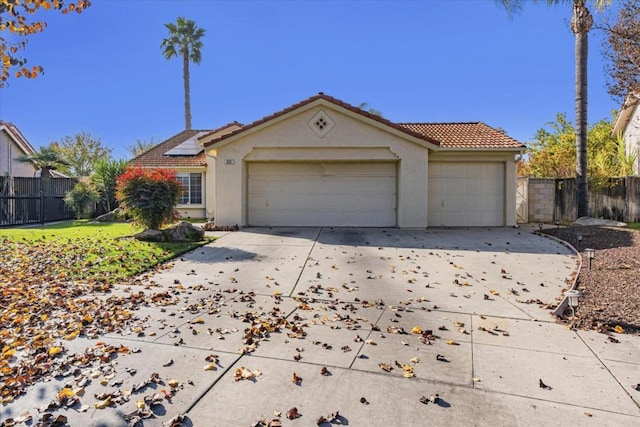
<box><xmin>208</xmin><ymin>105</ymin><xmax>431</xmax><ymax>227</ymax></box>
<box><xmin>0</xmin><ymin>131</ymin><xmax>37</xmax><ymax>177</ymax></box>
<box><xmin>428</xmin><ymin>150</ymin><xmax>520</xmax><ymax>227</ymax></box>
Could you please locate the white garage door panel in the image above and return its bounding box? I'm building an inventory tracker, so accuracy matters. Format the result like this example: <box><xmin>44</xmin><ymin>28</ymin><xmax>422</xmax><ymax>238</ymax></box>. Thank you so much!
<box><xmin>248</xmin><ymin>162</ymin><xmax>396</xmax><ymax>227</ymax></box>
<box><xmin>429</xmin><ymin>162</ymin><xmax>504</xmax><ymax>227</ymax></box>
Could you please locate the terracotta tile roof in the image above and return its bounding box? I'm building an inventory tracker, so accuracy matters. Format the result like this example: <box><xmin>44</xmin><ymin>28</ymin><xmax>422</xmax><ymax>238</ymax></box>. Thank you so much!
<box><xmin>130</xmin><ymin>122</ymin><xmax>243</xmax><ymax>168</ymax></box>
<box><xmin>398</xmin><ymin>122</ymin><xmax>525</xmax><ymax>149</ymax></box>
<box><xmin>202</xmin><ymin>93</ymin><xmax>442</xmax><ymax>148</ymax></box>
<box><xmin>130</xmin><ymin>130</ymin><xmax>209</xmax><ymax>168</ymax></box>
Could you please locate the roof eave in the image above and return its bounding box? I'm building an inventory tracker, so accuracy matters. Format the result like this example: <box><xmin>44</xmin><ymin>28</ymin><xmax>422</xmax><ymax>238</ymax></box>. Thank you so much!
<box><xmin>437</xmin><ymin>146</ymin><xmax>525</xmax><ymax>152</ymax></box>
<box><xmin>0</xmin><ymin>124</ymin><xmax>36</xmax><ymax>156</ymax></box>
<box><xmin>612</xmin><ymin>93</ymin><xmax>639</xmax><ymax>136</ymax></box>
<box><xmin>198</xmin><ymin>122</ymin><xmax>244</xmax><ymax>144</ymax></box>
<box><xmin>203</xmin><ymin>96</ymin><xmax>442</xmax><ymax>151</ymax></box>
<box><xmin>137</xmin><ymin>164</ymin><xmax>207</xmax><ymax>169</ymax></box>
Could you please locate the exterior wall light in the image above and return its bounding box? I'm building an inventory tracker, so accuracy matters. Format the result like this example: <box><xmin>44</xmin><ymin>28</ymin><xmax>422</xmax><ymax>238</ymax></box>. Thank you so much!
<box><xmin>564</xmin><ymin>289</ymin><xmax>582</xmax><ymax>318</ymax></box>
<box><xmin>584</xmin><ymin>248</ymin><xmax>595</xmax><ymax>271</ymax></box>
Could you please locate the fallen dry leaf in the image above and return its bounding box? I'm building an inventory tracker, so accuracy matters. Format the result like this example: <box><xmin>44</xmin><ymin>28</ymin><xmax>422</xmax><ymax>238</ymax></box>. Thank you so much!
<box><xmin>286</xmin><ymin>407</ymin><xmax>301</xmax><ymax>419</ymax></box>
<box><xmin>234</xmin><ymin>367</ymin><xmax>261</xmax><ymax>381</ymax></box>
<box><xmin>379</xmin><ymin>362</ymin><xmax>393</xmax><ymax>372</ymax></box>
<box><xmin>292</xmin><ymin>372</ymin><xmax>302</xmax><ymax>385</ymax></box>
<box><xmin>94</xmin><ymin>397</ymin><xmax>112</xmax><ymax>409</ymax></box>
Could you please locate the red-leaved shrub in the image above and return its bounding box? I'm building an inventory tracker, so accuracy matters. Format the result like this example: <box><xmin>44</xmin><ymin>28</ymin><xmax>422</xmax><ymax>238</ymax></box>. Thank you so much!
<box><xmin>116</xmin><ymin>167</ymin><xmax>183</xmax><ymax>230</ymax></box>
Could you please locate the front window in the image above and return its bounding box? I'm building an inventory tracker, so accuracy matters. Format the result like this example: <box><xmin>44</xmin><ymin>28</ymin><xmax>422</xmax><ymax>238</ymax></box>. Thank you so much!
<box><xmin>176</xmin><ymin>173</ymin><xmax>202</xmax><ymax>204</ymax></box>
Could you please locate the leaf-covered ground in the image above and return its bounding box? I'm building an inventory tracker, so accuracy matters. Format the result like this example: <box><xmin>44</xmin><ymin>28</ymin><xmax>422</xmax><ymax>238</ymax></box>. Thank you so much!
<box><xmin>542</xmin><ymin>225</ymin><xmax>640</xmax><ymax>334</ymax></box>
<box><xmin>0</xmin><ymin>221</ymin><xmax>211</xmax><ymax>408</ymax></box>
<box><xmin>0</xmin><ymin>221</ymin><xmax>209</xmax><ymax>282</ymax></box>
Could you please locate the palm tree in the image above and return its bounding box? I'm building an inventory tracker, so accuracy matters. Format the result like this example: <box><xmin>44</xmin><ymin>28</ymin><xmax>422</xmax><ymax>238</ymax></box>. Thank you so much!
<box><xmin>498</xmin><ymin>0</ymin><xmax>610</xmax><ymax>219</ymax></box>
<box><xmin>16</xmin><ymin>146</ymin><xmax>70</xmax><ymax>195</ymax></box>
<box><xmin>358</xmin><ymin>102</ymin><xmax>384</xmax><ymax>117</ymax></box>
<box><xmin>161</xmin><ymin>17</ymin><xmax>206</xmax><ymax>130</ymax></box>
<box><xmin>16</xmin><ymin>146</ymin><xmax>69</xmax><ymax>179</ymax></box>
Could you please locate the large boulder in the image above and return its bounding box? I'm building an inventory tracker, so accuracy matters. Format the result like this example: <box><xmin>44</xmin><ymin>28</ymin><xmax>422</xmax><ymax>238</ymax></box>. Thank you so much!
<box><xmin>164</xmin><ymin>221</ymin><xmax>205</xmax><ymax>242</ymax></box>
<box><xmin>134</xmin><ymin>221</ymin><xmax>205</xmax><ymax>243</ymax></box>
<box><xmin>134</xmin><ymin>229</ymin><xmax>166</xmax><ymax>242</ymax></box>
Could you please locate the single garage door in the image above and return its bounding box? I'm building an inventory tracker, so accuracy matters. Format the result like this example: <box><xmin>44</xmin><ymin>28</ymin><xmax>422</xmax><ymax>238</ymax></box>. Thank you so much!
<box><xmin>248</xmin><ymin>162</ymin><xmax>397</xmax><ymax>226</ymax></box>
<box><xmin>428</xmin><ymin>162</ymin><xmax>505</xmax><ymax>227</ymax></box>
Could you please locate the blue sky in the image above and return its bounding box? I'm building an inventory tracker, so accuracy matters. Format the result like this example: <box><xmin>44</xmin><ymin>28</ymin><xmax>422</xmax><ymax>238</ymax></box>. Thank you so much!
<box><xmin>0</xmin><ymin>0</ymin><xmax>624</xmax><ymax>160</ymax></box>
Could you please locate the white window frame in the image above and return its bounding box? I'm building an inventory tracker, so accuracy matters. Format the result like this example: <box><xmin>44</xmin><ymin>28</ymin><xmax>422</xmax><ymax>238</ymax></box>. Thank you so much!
<box><xmin>176</xmin><ymin>172</ymin><xmax>203</xmax><ymax>205</ymax></box>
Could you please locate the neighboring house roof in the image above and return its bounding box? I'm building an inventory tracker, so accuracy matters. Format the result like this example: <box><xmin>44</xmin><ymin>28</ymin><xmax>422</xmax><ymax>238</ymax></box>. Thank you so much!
<box><xmin>0</xmin><ymin>121</ymin><xmax>36</xmax><ymax>156</ymax></box>
<box><xmin>612</xmin><ymin>93</ymin><xmax>639</xmax><ymax>136</ymax></box>
<box><xmin>51</xmin><ymin>170</ymin><xmax>68</xmax><ymax>178</ymax></box>
<box><xmin>398</xmin><ymin>122</ymin><xmax>525</xmax><ymax>150</ymax></box>
<box><xmin>201</xmin><ymin>93</ymin><xmax>442</xmax><ymax>148</ymax></box>
<box><xmin>130</xmin><ymin>122</ymin><xmax>242</xmax><ymax>168</ymax></box>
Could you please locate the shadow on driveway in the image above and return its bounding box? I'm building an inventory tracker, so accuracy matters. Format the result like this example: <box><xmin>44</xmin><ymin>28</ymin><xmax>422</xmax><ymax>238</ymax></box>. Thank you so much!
<box><xmin>235</xmin><ymin>226</ymin><xmax>573</xmax><ymax>255</ymax></box>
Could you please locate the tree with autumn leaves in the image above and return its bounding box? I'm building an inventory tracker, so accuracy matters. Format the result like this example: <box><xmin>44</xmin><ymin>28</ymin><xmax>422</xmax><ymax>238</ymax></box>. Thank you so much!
<box><xmin>519</xmin><ymin>113</ymin><xmax>637</xmax><ymax>189</ymax></box>
<box><xmin>602</xmin><ymin>0</ymin><xmax>640</xmax><ymax>101</ymax></box>
<box><xmin>0</xmin><ymin>0</ymin><xmax>90</xmax><ymax>87</ymax></box>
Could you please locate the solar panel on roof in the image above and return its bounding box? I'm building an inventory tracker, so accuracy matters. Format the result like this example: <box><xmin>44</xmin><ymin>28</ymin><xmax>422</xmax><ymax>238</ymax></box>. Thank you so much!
<box><xmin>164</xmin><ymin>132</ymin><xmax>208</xmax><ymax>156</ymax></box>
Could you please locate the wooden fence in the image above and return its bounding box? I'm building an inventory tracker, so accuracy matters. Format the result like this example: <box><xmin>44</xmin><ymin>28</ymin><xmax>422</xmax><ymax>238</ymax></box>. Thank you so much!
<box><xmin>519</xmin><ymin>176</ymin><xmax>640</xmax><ymax>224</ymax></box>
<box><xmin>0</xmin><ymin>176</ymin><xmax>77</xmax><ymax>226</ymax></box>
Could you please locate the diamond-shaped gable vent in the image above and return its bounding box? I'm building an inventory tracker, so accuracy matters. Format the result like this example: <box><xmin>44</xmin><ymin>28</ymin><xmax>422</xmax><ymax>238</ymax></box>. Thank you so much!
<box><xmin>307</xmin><ymin>110</ymin><xmax>335</xmax><ymax>138</ymax></box>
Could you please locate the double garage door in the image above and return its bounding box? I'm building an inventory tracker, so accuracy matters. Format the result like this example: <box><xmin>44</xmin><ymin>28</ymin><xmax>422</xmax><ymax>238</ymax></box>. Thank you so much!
<box><xmin>248</xmin><ymin>162</ymin><xmax>396</xmax><ymax>227</ymax></box>
<box><xmin>428</xmin><ymin>162</ymin><xmax>505</xmax><ymax>227</ymax></box>
<box><xmin>247</xmin><ymin>161</ymin><xmax>505</xmax><ymax>227</ymax></box>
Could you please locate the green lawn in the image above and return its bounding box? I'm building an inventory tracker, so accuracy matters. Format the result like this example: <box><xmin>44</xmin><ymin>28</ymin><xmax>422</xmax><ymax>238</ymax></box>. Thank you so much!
<box><xmin>0</xmin><ymin>220</ymin><xmax>213</xmax><ymax>284</ymax></box>
<box><xmin>629</xmin><ymin>222</ymin><xmax>640</xmax><ymax>231</ymax></box>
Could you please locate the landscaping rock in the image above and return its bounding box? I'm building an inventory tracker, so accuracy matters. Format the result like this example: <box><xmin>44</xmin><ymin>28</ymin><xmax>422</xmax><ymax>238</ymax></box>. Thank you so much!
<box><xmin>164</xmin><ymin>221</ymin><xmax>205</xmax><ymax>242</ymax></box>
<box><xmin>133</xmin><ymin>222</ymin><xmax>205</xmax><ymax>242</ymax></box>
<box><xmin>574</xmin><ymin>216</ymin><xmax>627</xmax><ymax>227</ymax></box>
<box><xmin>93</xmin><ymin>208</ymin><xmax>128</xmax><ymax>223</ymax></box>
<box><xmin>134</xmin><ymin>229</ymin><xmax>166</xmax><ymax>242</ymax></box>
<box><xmin>542</xmin><ymin>225</ymin><xmax>640</xmax><ymax>334</ymax></box>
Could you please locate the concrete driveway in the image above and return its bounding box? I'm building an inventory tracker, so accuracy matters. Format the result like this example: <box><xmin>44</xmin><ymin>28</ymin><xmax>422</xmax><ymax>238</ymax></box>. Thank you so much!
<box><xmin>3</xmin><ymin>227</ymin><xmax>639</xmax><ymax>426</ymax></box>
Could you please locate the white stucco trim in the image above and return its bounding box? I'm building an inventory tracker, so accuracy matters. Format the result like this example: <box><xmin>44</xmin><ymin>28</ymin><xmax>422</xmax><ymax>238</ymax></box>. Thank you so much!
<box><xmin>612</xmin><ymin>94</ymin><xmax>639</xmax><ymax>136</ymax></box>
<box><xmin>243</xmin><ymin>146</ymin><xmax>400</xmax><ymax>162</ymax></box>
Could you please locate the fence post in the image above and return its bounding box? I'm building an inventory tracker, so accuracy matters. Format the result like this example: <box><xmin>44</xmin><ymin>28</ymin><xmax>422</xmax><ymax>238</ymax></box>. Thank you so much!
<box><xmin>40</xmin><ymin>187</ymin><xmax>45</xmax><ymax>225</ymax></box>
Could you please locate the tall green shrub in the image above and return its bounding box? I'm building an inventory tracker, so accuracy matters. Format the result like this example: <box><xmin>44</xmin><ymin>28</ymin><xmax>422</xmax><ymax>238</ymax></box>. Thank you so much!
<box><xmin>64</xmin><ymin>179</ymin><xmax>99</xmax><ymax>219</ymax></box>
<box><xmin>92</xmin><ymin>159</ymin><xmax>128</xmax><ymax>212</ymax></box>
<box><xmin>116</xmin><ymin>167</ymin><xmax>183</xmax><ymax>230</ymax></box>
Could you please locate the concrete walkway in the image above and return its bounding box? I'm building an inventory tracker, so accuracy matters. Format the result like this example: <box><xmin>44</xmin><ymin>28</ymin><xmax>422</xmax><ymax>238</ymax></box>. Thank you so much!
<box><xmin>2</xmin><ymin>227</ymin><xmax>639</xmax><ymax>426</ymax></box>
